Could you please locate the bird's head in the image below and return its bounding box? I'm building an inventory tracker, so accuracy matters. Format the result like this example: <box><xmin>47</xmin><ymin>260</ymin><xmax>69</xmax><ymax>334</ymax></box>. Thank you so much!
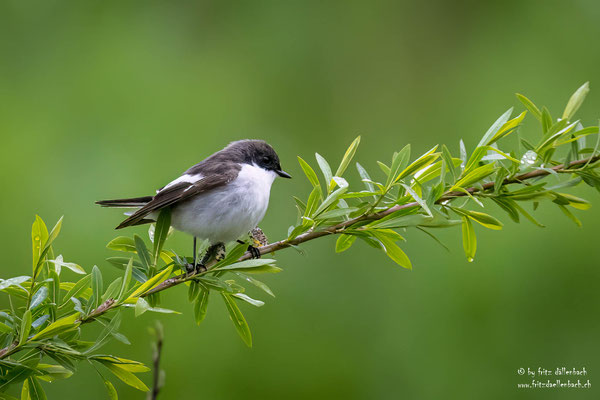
<box><xmin>225</xmin><ymin>140</ymin><xmax>292</xmax><ymax>179</ymax></box>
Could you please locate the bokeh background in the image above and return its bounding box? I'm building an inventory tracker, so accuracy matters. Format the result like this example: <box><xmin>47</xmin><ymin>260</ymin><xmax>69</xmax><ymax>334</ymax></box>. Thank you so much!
<box><xmin>1</xmin><ymin>1</ymin><xmax>600</xmax><ymax>399</ymax></box>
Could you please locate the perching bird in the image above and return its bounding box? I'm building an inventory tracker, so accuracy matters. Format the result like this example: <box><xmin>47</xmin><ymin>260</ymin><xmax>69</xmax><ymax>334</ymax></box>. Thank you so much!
<box><xmin>96</xmin><ymin>140</ymin><xmax>291</xmax><ymax>272</ymax></box>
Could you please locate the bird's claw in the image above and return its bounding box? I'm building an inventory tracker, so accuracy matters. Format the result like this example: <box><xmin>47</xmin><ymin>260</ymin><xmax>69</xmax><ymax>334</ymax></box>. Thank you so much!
<box><xmin>248</xmin><ymin>245</ymin><xmax>261</xmax><ymax>259</ymax></box>
<box><xmin>185</xmin><ymin>262</ymin><xmax>206</xmax><ymax>276</ymax></box>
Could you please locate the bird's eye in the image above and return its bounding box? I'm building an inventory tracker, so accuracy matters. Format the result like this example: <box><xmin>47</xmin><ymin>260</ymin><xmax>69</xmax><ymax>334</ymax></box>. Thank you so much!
<box><xmin>262</xmin><ymin>156</ymin><xmax>271</xmax><ymax>164</ymax></box>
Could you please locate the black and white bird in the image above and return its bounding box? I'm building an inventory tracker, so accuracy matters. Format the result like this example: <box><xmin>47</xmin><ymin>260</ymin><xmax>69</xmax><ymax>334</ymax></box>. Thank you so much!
<box><xmin>97</xmin><ymin>140</ymin><xmax>291</xmax><ymax>271</ymax></box>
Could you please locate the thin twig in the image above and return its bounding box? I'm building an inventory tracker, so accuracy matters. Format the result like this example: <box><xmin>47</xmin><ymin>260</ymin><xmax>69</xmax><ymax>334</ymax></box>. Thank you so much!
<box><xmin>148</xmin><ymin>322</ymin><xmax>164</xmax><ymax>400</ymax></box>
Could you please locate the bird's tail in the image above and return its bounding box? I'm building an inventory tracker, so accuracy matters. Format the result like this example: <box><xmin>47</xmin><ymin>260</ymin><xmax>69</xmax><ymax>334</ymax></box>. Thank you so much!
<box><xmin>96</xmin><ymin>196</ymin><xmax>153</xmax><ymax>208</ymax></box>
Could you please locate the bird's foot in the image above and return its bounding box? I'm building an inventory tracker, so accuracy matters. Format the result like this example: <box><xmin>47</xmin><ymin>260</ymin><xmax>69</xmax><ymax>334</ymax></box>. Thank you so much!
<box><xmin>195</xmin><ymin>263</ymin><xmax>207</xmax><ymax>274</ymax></box>
<box><xmin>184</xmin><ymin>261</ymin><xmax>207</xmax><ymax>276</ymax></box>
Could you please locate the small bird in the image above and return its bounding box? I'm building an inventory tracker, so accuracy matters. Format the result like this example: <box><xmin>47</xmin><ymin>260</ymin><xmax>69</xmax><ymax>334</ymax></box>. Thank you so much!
<box><xmin>97</xmin><ymin>140</ymin><xmax>291</xmax><ymax>271</ymax></box>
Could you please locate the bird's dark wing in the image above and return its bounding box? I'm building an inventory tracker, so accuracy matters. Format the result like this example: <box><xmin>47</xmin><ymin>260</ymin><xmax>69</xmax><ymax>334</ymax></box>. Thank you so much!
<box><xmin>115</xmin><ymin>172</ymin><xmax>236</xmax><ymax>229</ymax></box>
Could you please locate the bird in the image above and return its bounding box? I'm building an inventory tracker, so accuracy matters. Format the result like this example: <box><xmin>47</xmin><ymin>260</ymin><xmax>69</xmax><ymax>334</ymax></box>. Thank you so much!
<box><xmin>96</xmin><ymin>139</ymin><xmax>291</xmax><ymax>272</ymax></box>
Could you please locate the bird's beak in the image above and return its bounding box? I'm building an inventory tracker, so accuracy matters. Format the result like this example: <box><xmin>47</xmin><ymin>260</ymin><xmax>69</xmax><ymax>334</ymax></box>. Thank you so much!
<box><xmin>276</xmin><ymin>169</ymin><xmax>292</xmax><ymax>179</ymax></box>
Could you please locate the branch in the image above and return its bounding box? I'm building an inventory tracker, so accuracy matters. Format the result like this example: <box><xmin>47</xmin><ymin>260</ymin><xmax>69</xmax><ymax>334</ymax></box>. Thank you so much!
<box><xmin>4</xmin><ymin>154</ymin><xmax>594</xmax><ymax>338</ymax></box>
<box><xmin>143</xmin><ymin>154</ymin><xmax>599</xmax><ymax>296</ymax></box>
<box><xmin>148</xmin><ymin>322</ymin><xmax>164</xmax><ymax>400</ymax></box>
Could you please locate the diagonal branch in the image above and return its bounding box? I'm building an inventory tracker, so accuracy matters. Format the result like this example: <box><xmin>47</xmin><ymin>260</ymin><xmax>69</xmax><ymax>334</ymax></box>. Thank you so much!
<box><xmin>144</xmin><ymin>154</ymin><xmax>600</xmax><ymax>296</ymax></box>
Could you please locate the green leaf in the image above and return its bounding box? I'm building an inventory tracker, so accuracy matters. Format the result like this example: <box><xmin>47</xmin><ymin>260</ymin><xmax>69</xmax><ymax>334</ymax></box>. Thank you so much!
<box><xmin>135</xmin><ymin>297</ymin><xmax>150</xmax><ymax>317</ymax></box>
<box><xmin>48</xmin><ymin>257</ymin><xmax>85</xmax><ymax>275</ymax></box>
<box><xmin>452</xmin><ymin>163</ymin><xmax>496</xmax><ymax>190</ymax></box>
<box><xmin>36</xmin><ymin>364</ymin><xmax>73</xmax><ymax>382</ymax></box>
<box><xmin>44</xmin><ymin>217</ymin><xmax>63</xmax><ymax>254</ymax></box>
<box><xmin>414</xmin><ymin>158</ymin><xmax>462</xmax><ymax>186</ymax></box>
<box><xmin>19</xmin><ymin>310</ymin><xmax>32</xmax><ymax>346</ymax></box>
<box><xmin>441</xmin><ymin>145</ymin><xmax>456</xmax><ymax>184</ymax></box>
<box><xmin>85</xmin><ymin>312</ymin><xmax>122</xmax><ymax>354</ymax></box>
<box><xmin>557</xmin><ymin>204</ymin><xmax>582</xmax><ymax>227</ymax></box>
<box><xmin>335</xmin><ymin>234</ymin><xmax>357</xmax><ymax>253</ymax></box>
<box><xmin>0</xmin><ymin>322</ymin><xmax>12</xmax><ymax>334</ymax></box>
<box><xmin>21</xmin><ymin>379</ymin><xmax>30</xmax><ymax>400</ymax></box>
<box><xmin>31</xmin><ymin>313</ymin><xmax>80</xmax><ymax>341</ymax></box>
<box><xmin>487</xmin><ymin>111</ymin><xmax>527</xmax><ymax>145</ymax></box>
<box><xmin>313</xmin><ymin>184</ymin><xmax>348</xmax><ymax>216</ymax></box>
<box><xmin>396</xmin><ymin>146</ymin><xmax>439</xmax><ymax>183</ymax></box>
<box><xmin>368</xmin><ymin>213</ymin><xmax>433</xmax><ymax>229</ymax></box>
<box><xmin>234</xmin><ymin>273</ymin><xmax>275</xmax><ymax>297</ymax></box>
<box><xmin>221</xmin><ymin>293</ymin><xmax>252</xmax><ymax>347</ymax></box>
<box><xmin>92</xmin><ymin>356</ymin><xmax>149</xmax><ymax>373</ymax></box>
<box><xmin>461</xmin><ymin>216</ymin><xmax>476</xmax><ymax>262</ymax></box>
<box><xmin>377</xmin><ymin>161</ymin><xmax>391</xmax><ymax>177</ymax></box>
<box><xmin>152</xmin><ymin>209</ymin><xmax>171</xmax><ymax>266</ymax></box>
<box><xmin>194</xmin><ymin>288</ymin><xmax>209</xmax><ymax>325</ymax></box>
<box><xmin>462</xmin><ymin>146</ymin><xmax>488</xmax><ymax>175</ymax></box>
<box><xmin>304</xmin><ymin>185</ymin><xmax>323</xmax><ymax>217</ymax></box>
<box><xmin>117</xmin><ymin>259</ymin><xmax>133</xmax><ymax>302</ymax></box>
<box><xmin>563</xmin><ymin>81</ymin><xmax>589</xmax><ymax>121</ymax></box>
<box><xmin>100</xmin><ymin>362</ymin><xmax>149</xmax><ymax>392</ymax></box>
<box><xmin>334</xmin><ymin>136</ymin><xmax>361</xmax><ymax>179</ymax></box>
<box><xmin>356</xmin><ymin>162</ymin><xmax>376</xmax><ymax>196</ymax></box>
<box><xmin>516</xmin><ymin>93</ymin><xmax>542</xmax><ymax>121</ymax></box>
<box><xmin>451</xmin><ymin>208</ymin><xmax>503</xmax><ymax>230</ymax></box>
<box><xmin>31</xmin><ymin>216</ymin><xmax>49</xmax><ymax>274</ymax></box>
<box><xmin>317</xmin><ymin>207</ymin><xmax>359</xmax><ymax>220</ymax></box>
<box><xmin>26</xmin><ymin>377</ymin><xmax>46</xmax><ymax>400</ymax></box>
<box><xmin>59</xmin><ymin>274</ymin><xmax>91</xmax><ymax>308</ymax></box>
<box><xmin>477</xmin><ymin>107</ymin><xmax>513</xmax><ymax>148</ymax></box>
<box><xmin>400</xmin><ymin>184</ymin><xmax>432</xmax><ymax>217</ymax></box>
<box><xmin>511</xmin><ymin>201</ymin><xmax>545</xmax><ymax>227</ymax></box>
<box><xmin>198</xmin><ymin>276</ymin><xmax>235</xmax><ymax>293</ymax></box>
<box><xmin>187</xmin><ymin>280</ymin><xmax>200</xmax><ymax>302</ymax></box>
<box><xmin>541</xmin><ymin>107</ymin><xmax>553</xmax><ymax>134</ymax></box>
<box><xmin>103</xmin><ymin>380</ymin><xmax>118</xmax><ymax>400</ymax></box>
<box><xmin>386</xmin><ymin>145</ymin><xmax>411</xmax><ymax>187</ymax></box>
<box><xmin>126</xmin><ymin>266</ymin><xmax>173</xmax><ymax>300</ymax></box>
<box><xmin>233</xmin><ymin>293</ymin><xmax>265</xmax><ymax>307</ymax></box>
<box><xmin>315</xmin><ymin>153</ymin><xmax>333</xmax><ymax>193</ymax></box>
<box><xmin>370</xmin><ymin>231</ymin><xmax>412</xmax><ymax>269</ymax></box>
<box><xmin>101</xmin><ymin>278</ymin><xmax>122</xmax><ymax>303</ymax></box>
<box><xmin>106</xmin><ymin>237</ymin><xmax>137</xmax><ymax>253</ymax></box>
<box><xmin>491</xmin><ymin>198</ymin><xmax>519</xmax><ymax>223</ymax></box>
<box><xmin>536</xmin><ymin>121</ymin><xmax>578</xmax><ymax>153</ymax></box>
<box><xmin>297</xmin><ymin>156</ymin><xmax>320</xmax><ymax>188</ymax></box>
<box><xmin>29</xmin><ymin>287</ymin><xmax>48</xmax><ymax>310</ymax></box>
<box><xmin>554</xmin><ymin>192</ymin><xmax>591</xmax><ymax>210</ymax></box>
<box><xmin>212</xmin><ymin>259</ymin><xmax>281</xmax><ymax>274</ymax></box>
<box><xmin>134</xmin><ymin>235</ymin><xmax>152</xmax><ymax>272</ymax></box>
<box><xmin>90</xmin><ymin>265</ymin><xmax>103</xmax><ymax>309</ymax></box>
<box><xmin>0</xmin><ymin>276</ymin><xmax>31</xmax><ymax>291</ymax></box>
<box><xmin>459</xmin><ymin>139</ymin><xmax>467</xmax><ymax>171</ymax></box>
<box><xmin>0</xmin><ymin>362</ymin><xmax>37</xmax><ymax>391</ymax></box>
<box><xmin>416</xmin><ymin>227</ymin><xmax>450</xmax><ymax>252</ymax></box>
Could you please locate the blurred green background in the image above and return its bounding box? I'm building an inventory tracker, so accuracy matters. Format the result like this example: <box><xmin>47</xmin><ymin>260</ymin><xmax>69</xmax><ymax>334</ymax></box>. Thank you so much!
<box><xmin>1</xmin><ymin>1</ymin><xmax>599</xmax><ymax>399</ymax></box>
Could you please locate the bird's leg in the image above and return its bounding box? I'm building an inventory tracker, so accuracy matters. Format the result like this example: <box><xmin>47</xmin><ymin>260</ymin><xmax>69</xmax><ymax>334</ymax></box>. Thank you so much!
<box><xmin>248</xmin><ymin>246</ymin><xmax>261</xmax><ymax>259</ymax></box>
<box><xmin>185</xmin><ymin>237</ymin><xmax>198</xmax><ymax>275</ymax></box>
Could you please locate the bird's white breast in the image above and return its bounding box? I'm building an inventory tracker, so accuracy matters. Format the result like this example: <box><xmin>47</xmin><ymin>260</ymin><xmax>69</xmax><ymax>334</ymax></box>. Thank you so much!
<box><xmin>169</xmin><ymin>164</ymin><xmax>277</xmax><ymax>243</ymax></box>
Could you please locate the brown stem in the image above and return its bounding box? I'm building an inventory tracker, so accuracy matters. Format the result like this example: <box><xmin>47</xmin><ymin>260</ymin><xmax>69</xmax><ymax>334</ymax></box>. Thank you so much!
<box><xmin>148</xmin><ymin>322</ymin><xmax>164</xmax><ymax>400</ymax></box>
<box><xmin>144</xmin><ymin>154</ymin><xmax>600</xmax><ymax>295</ymax></box>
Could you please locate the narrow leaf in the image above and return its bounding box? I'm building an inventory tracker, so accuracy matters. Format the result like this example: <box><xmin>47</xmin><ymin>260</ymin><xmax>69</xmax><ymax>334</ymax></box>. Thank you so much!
<box><xmin>221</xmin><ymin>293</ymin><xmax>252</xmax><ymax>347</ymax></box>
